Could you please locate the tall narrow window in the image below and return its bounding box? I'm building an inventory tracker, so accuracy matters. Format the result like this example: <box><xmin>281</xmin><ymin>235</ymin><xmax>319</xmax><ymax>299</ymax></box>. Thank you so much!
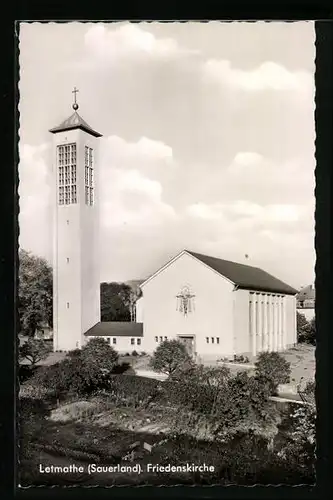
<box><xmin>57</xmin><ymin>143</ymin><xmax>77</xmax><ymax>205</ymax></box>
<box><xmin>84</xmin><ymin>145</ymin><xmax>94</xmax><ymax>206</ymax></box>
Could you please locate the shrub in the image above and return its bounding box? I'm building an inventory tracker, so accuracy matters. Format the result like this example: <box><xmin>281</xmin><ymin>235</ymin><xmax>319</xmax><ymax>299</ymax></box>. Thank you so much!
<box><xmin>131</xmin><ymin>350</ymin><xmax>139</xmax><ymax>356</ymax></box>
<box><xmin>106</xmin><ymin>375</ymin><xmax>162</xmax><ymax>407</ymax></box>
<box><xmin>111</xmin><ymin>362</ymin><xmax>135</xmax><ymax>375</ymax></box>
<box><xmin>81</xmin><ymin>337</ymin><xmax>119</xmax><ymax>372</ymax></box>
<box><xmin>66</xmin><ymin>348</ymin><xmax>82</xmax><ymax>359</ymax></box>
<box><xmin>255</xmin><ymin>351</ymin><xmax>291</xmax><ymax>395</ymax></box>
<box><xmin>149</xmin><ymin>339</ymin><xmax>192</xmax><ymax>376</ymax></box>
<box><xmin>32</xmin><ymin>357</ymin><xmax>109</xmax><ymax>397</ymax></box>
<box><xmin>19</xmin><ymin>338</ymin><xmax>51</xmax><ymax>367</ymax></box>
<box><xmin>213</xmin><ymin>372</ymin><xmax>278</xmax><ymax>439</ymax></box>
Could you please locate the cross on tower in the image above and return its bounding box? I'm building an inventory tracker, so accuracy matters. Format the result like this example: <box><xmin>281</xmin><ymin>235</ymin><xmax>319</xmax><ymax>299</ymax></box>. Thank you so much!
<box><xmin>72</xmin><ymin>87</ymin><xmax>79</xmax><ymax>110</ymax></box>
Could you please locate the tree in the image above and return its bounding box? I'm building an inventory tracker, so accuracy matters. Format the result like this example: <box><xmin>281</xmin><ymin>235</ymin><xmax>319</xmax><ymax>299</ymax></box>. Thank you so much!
<box><xmin>100</xmin><ymin>282</ymin><xmax>132</xmax><ymax>322</ymax></box>
<box><xmin>19</xmin><ymin>249</ymin><xmax>53</xmax><ymax>336</ymax></box>
<box><xmin>255</xmin><ymin>351</ymin><xmax>291</xmax><ymax>395</ymax></box>
<box><xmin>297</xmin><ymin>312</ymin><xmax>316</xmax><ymax>345</ymax></box>
<box><xmin>19</xmin><ymin>338</ymin><xmax>51</xmax><ymax>367</ymax></box>
<box><xmin>298</xmin><ymin>316</ymin><xmax>316</xmax><ymax>345</ymax></box>
<box><xmin>80</xmin><ymin>337</ymin><xmax>119</xmax><ymax>373</ymax></box>
<box><xmin>149</xmin><ymin>339</ymin><xmax>192</xmax><ymax>376</ymax></box>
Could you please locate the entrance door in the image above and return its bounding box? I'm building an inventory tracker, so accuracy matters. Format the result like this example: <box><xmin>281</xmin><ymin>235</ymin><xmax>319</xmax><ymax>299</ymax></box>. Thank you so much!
<box><xmin>178</xmin><ymin>336</ymin><xmax>195</xmax><ymax>356</ymax></box>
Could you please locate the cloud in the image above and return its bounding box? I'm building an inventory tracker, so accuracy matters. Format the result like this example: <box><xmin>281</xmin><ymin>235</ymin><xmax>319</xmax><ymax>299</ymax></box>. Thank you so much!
<box><xmin>84</xmin><ymin>24</ymin><xmax>198</xmax><ymax>64</ymax></box>
<box><xmin>18</xmin><ymin>143</ymin><xmax>52</xmax><ymax>260</ymax></box>
<box><xmin>203</xmin><ymin>60</ymin><xmax>313</xmax><ymax>94</ymax></box>
<box><xmin>186</xmin><ymin>200</ymin><xmax>301</xmax><ymax>224</ymax></box>
<box><xmin>101</xmin><ymin>136</ymin><xmax>173</xmax><ymax>167</ymax></box>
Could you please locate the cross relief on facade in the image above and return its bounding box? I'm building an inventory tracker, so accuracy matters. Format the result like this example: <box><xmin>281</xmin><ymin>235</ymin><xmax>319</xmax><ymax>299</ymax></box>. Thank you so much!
<box><xmin>176</xmin><ymin>285</ymin><xmax>195</xmax><ymax>317</ymax></box>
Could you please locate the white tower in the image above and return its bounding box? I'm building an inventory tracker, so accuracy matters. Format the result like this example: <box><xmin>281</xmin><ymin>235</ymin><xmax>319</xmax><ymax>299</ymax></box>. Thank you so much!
<box><xmin>50</xmin><ymin>89</ymin><xmax>102</xmax><ymax>351</ymax></box>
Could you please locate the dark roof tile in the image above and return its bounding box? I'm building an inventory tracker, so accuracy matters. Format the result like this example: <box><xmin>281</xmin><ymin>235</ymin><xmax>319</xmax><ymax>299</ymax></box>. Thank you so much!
<box><xmin>85</xmin><ymin>322</ymin><xmax>143</xmax><ymax>337</ymax></box>
<box><xmin>49</xmin><ymin>111</ymin><xmax>102</xmax><ymax>138</ymax></box>
<box><xmin>187</xmin><ymin>250</ymin><xmax>298</xmax><ymax>295</ymax></box>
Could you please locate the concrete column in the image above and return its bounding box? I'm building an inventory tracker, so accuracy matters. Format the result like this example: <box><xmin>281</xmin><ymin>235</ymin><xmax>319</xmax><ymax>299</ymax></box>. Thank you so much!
<box><xmin>282</xmin><ymin>296</ymin><xmax>287</xmax><ymax>349</ymax></box>
<box><xmin>279</xmin><ymin>296</ymin><xmax>284</xmax><ymax>351</ymax></box>
<box><xmin>267</xmin><ymin>294</ymin><xmax>271</xmax><ymax>352</ymax></box>
<box><xmin>257</xmin><ymin>294</ymin><xmax>262</xmax><ymax>353</ymax></box>
<box><xmin>263</xmin><ymin>294</ymin><xmax>268</xmax><ymax>351</ymax></box>
<box><xmin>251</xmin><ymin>296</ymin><xmax>257</xmax><ymax>357</ymax></box>
<box><xmin>273</xmin><ymin>296</ymin><xmax>278</xmax><ymax>351</ymax></box>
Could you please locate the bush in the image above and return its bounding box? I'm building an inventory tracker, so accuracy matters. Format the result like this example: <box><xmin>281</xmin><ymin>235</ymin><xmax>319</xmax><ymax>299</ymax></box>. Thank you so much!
<box><xmin>213</xmin><ymin>372</ymin><xmax>278</xmax><ymax>439</ymax></box>
<box><xmin>81</xmin><ymin>337</ymin><xmax>119</xmax><ymax>372</ymax></box>
<box><xmin>255</xmin><ymin>352</ymin><xmax>291</xmax><ymax>395</ymax></box>
<box><xmin>110</xmin><ymin>362</ymin><xmax>135</xmax><ymax>375</ymax></box>
<box><xmin>106</xmin><ymin>375</ymin><xmax>162</xmax><ymax>407</ymax></box>
<box><xmin>131</xmin><ymin>350</ymin><xmax>139</xmax><ymax>356</ymax></box>
<box><xmin>149</xmin><ymin>339</ymin><xmax>192</xmax><ymax>376</ymax></box>
<box><xmin>66</xmin><ymin>348</ymin><xmax>82</xmax><ymax>359</ymax></box>
<box><xmin>32</xmin><ymin>357</ymin><xmax>110</xmax><ymax>398</ymax></box>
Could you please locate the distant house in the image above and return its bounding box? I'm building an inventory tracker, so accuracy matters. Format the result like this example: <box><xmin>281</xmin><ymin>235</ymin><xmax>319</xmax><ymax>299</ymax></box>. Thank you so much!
<box><xmin>296</xmin><ymin>284</ymin><xmax>315</xmax><ymax>321</ymax></box>
<box><xmin>34</xmin><ymin>322</ymin><xmax>53</xmax><ymax>340</ymax></box>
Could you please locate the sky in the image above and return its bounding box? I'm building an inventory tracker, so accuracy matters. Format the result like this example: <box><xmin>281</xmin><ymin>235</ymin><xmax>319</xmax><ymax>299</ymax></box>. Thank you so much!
<box><xmin>18</xmin><ymin>22</ymin><xmax>315</xmax><ymax>288</ymax></box>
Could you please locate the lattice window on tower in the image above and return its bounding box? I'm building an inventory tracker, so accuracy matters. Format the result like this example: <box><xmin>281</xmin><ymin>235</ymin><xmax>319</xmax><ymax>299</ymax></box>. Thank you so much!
<box><xmin>84</xmin><ymin>145</ymin><xmax>94</xmax><ymax>206</ymax></box>
<box><xmin>57</xmin><ymin>143</ymin><xmax>77</xmax><ymax>205</ymax></box>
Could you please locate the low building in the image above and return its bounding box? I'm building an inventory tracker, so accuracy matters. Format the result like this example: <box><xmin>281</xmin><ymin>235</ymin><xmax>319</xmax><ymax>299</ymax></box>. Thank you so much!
<box><xmin>296</xmin><ymin>284</ymin><xmax>315</xmax><ymax>321</ymax></box>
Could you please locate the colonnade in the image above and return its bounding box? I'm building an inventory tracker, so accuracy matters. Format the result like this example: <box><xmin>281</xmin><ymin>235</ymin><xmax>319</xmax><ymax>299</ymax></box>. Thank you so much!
<box><xmin>249</xmin><ymin>292</ymin><xmax>286</xmax><ymax>356</ymax></box>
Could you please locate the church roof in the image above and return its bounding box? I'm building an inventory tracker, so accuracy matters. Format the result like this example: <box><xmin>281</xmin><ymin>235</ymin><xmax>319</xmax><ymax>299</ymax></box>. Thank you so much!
<box><xmin>140</xmin><ymin>250</ymin><xmax>298</xmax><ymax>295</ymax></box>
<box><xmin>85</xmin><ymin>322</ymin><xmax>143</xmax><ymax>337</ymax></box>
<box><xmin>187</xmin><ymin>251</ymin><xmax>298</xmax><ymax>295</ymax></box>
<box><xmin>49</xmin><ymin>111</ymin><xmax>102</xmax><ymax>138</ymax></box>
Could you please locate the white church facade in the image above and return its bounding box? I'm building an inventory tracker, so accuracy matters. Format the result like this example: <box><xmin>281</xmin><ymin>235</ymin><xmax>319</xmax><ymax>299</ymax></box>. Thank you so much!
<box><xmin>51</xmin><ymin>94</ymin><xmax>298</xmax><ymax>360</ymax></box>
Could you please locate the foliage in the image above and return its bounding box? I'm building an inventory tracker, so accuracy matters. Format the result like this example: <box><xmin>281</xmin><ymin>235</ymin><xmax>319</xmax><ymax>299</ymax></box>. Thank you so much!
<box><xmin>106</xmin><ymin>375</ymin><xmax>162</xmax><ymax>407</ymax></box>
<box><xmin>255</xmin><ymin>351</ymin><xmax>291</xmax><ymax>395</ymax></box>
<box><xmin>80</xmin><ymin>337</ymin><xmax>119</xmax><ymax>373</ymax></box>
<box><xmin>100</xmin><ymin>282</ymin><xmax>133</xmax><ymax>322</ymax></box>
<box><xmin>167</xmin><ymin>364</ymin><xmax>231</xmax><ymax>413</ymax></box>
<box><xmin>276</xmin><ymin>403</ymin><xmax>316</xmax><ymax>476</ymax></box>
<box><xmin>110</xmin><ymin>362</ymin><xmax>135</xmax><ymax>375</ymax></box>
<box><xmin>18</xmin><ymin>249</ymin><xmax>53</xmax><ymax>336</ymax></box>
<box><xmin>131</xmin><ymin>350</ymin><xmax>139</xmax><ymax>356</ymax></box>
<box><xmin>31</xmin><ymin>357</ymin><xmax>109</xmax><ymax>398</ymax></box>
<box><xmin>213</xmin><ymin>372</ymin><xmax>278</xmax><ymax>439</ymax></box>
<box><xmin>149</xmin><ymin>339</ymin><xmax>192</xmax><ymax>376</ymax></box>
<box><xmin>299</xmin><ymin>318</ymin><xmax>316</xmax><ymax>345</ymax></box>
<box><xmin>297</xmin><ymin>312</ymin><xmax>316</xmax><ymax>345</ymax></box>
<box><xmin>19</xmin><ymin>338</ymin><xmax>51</xmax><ymax>366</ymax></box>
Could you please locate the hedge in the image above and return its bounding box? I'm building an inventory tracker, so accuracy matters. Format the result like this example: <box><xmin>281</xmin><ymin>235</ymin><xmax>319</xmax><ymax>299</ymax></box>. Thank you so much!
<box><xmin>105</xmin><ymin>375</ymin><xmax>163</xmax><ymax>407</ymax></box>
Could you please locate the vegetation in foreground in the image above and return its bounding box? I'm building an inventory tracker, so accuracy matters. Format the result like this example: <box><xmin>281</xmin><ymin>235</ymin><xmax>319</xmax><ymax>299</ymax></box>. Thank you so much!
<box><xmin>19</xmin><ymin>338</ymin><xmax>316</xmax><ymax>486</ymax></box>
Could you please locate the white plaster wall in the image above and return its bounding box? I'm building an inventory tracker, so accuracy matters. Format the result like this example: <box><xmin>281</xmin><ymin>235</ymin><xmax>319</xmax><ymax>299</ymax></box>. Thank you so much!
<box><xmin>285</xmin><ymin>295</ymin><xmax>297</xmax><ymax>346</ymax></box>
<box><xmin>140</xmin><ymin>252</ymin><xmax>235</xmax><ymax>359</ymax></box>
<box><xmin>136</xmin><ymin>297</ymin><xmax>144</xmax><ymax>323</ymax></box>
<box><xmin>86</xmin><ymin>336</ymin><xmax>144</xmax><ymax>354</ymax></box>
<box><xmin>233</xmin><ymin>289</ymin><xmax>251</xmax><ymax>355</ymax></box>
<box><xmin>52</xmin><ymin>128</ymin><xmax>100</xmax><ymax>352</ymax></box>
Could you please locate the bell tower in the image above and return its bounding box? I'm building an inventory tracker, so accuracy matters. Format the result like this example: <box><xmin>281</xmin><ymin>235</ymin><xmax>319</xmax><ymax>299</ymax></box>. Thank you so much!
<box><xmin>50</xmin><ymin>89</ymin><xmax>102</xmax><ymax>351</ymax></box>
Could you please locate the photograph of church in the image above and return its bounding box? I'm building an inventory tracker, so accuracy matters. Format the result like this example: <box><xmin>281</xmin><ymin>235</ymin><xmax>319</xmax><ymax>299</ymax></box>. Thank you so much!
<box><xmin>18</xmin><ymin>22</ymin><xmax>316</xmax><ymax>488</ymax></box>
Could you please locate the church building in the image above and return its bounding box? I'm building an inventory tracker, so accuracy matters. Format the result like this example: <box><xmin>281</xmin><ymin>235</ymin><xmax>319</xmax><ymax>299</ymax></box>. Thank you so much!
<box><xmin>51</xmin><ymin>93</ymin><xmax>298</xmax><ymax>360</ymax></box>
